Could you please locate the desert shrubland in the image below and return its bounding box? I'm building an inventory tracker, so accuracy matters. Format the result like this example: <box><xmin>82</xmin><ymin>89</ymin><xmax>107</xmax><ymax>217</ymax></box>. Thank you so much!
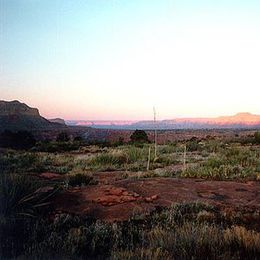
<box><xmin>1</xmin><ymin>133</ymin><xmax>260</xmax><ymax>258</ymax></box>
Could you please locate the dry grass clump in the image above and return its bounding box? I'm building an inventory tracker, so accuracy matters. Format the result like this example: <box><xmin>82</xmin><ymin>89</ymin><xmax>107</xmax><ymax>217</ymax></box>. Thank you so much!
<box><xmin>2</xmin><ymin>198</ymin><xmax>260</xmax><ymax>259</ymax></box>
<box><xmin>86</xmin><ymin>150</ymin><xmax>128</xmax><ymax>171</ymax></box>
<box><xmin>224</xmin><ymin>226</ymin><xmax>260</xmax><ymax>252</ymax></box>
<box><xmin>111</xmin><ymin>247</ymin><xmax>171</xmax><ymax>260</ymax></box>
<box><xmin>111</xmin><ymin>224</ymin><xmax>260</xmax><ymax>260</ymax></box>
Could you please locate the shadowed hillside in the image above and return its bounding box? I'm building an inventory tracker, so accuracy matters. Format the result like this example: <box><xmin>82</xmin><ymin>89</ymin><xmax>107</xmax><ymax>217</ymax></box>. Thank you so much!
<box><xmin>0</xmin><ymin>100</ymin><xmax>66</xmax><ymax>132</ymax></box>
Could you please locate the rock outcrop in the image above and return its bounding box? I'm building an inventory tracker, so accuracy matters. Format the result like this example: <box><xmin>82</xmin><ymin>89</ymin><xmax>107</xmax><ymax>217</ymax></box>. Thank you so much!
<box><xmin>0</xmin><ymin>100</ymin><xmax>66</xmax><ymax>132</ymax></box>
<box><xmin>0</xmin><ymin>100</ymin><xmax>40</xmax><ymax>116</ymax></box>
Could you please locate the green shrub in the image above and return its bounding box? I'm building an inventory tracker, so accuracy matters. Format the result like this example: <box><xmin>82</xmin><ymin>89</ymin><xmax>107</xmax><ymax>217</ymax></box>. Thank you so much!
<box><xmin>181</xmin><ymin>145</ymin><xmax>260</xmax><ymax>180</ymax></box>
<box><xmin>126</xmin><ymin>146</ymin><xmax>147</xmax><ymax>162</ymax></box>
<box><xmin>87</xmin><ymin>151</ymin><xmax>128</xmax><ymax>170</ymax></box>
<box><xmin>204</xmin><ymin>156</ymin><xmax>225</xmax><ymax>168</ymax></box>
<box><xmin>254</xmin><ymin>132</ymin><xmax>260</xmax><ymax>144</ymax></box>
<box><xmin>158</xmin><ymin>144</ymin><xmax>177</xmax><ymax>154</ymax></box>
<box><xmin>130</xmin><ymin>130</ymin><xmax>149</xmax><ymax>143</ymax></box>
<box><xmin>186</xmin><ymin>140</ymin><xmax>201</xmax><ymax>152</ymax></box>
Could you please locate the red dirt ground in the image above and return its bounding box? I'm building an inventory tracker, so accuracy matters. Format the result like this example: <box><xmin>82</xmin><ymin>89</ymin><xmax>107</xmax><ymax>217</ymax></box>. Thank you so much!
<box><xmin>54</xmin><ymin>172</ymin><xmax>260</xmax><ymax>222</ymax></box>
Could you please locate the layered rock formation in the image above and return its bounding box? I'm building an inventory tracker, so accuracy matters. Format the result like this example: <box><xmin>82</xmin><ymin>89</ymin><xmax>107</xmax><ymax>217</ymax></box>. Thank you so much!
<box><xmin>0</xmin><ymin>100</ymin><xmax>66</xmax><ymax>132</ymax></box>
<box><xmin>132</xmin><ymin>113</ymin><xmax>260</xmax><ymax>129</ymax></box>
<box><xmin>69</xmin><ymin>112</ymin><xmax>260</xmax><ymax>130</ymax></box>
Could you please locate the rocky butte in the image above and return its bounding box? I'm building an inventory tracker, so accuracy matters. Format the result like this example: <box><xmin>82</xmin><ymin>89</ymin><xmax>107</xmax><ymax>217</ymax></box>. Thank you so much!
<box><xmin>0</xmin><ymin>100</ymin><xmax>66</xmax><ymax>132</ymax></box>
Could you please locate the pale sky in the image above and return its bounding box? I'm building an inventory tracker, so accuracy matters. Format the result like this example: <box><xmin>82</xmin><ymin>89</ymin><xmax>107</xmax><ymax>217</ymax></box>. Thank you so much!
<box><xmin>1</xmin><ymin>0</ymin><xmax>260</xmax><ymax>120</ymax></box>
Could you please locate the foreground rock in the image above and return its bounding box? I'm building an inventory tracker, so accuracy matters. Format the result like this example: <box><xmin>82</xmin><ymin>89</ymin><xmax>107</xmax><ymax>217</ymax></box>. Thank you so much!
<box><xmin>40</xmin><ymin>172</ymin><xmax>63</xmax><ymax>180</ymax></box>
<box><xmin>54</xmin><ymin>175</ymin><xmax>260</xmax><ymax>222</ymax></box>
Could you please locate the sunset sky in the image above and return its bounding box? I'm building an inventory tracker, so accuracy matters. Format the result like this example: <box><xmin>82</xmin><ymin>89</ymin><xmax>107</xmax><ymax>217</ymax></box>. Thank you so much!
<box><xmin>1</xmin><ymin>0</ymin><xmax>260</xmax><ymax>120</ymax></box>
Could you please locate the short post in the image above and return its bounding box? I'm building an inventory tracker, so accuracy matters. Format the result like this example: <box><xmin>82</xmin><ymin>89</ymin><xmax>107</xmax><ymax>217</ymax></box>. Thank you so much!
<box><xmin>147</xmin><ymin>146</ymin><xmax>151</xmax><ymax>171</ymax></box>
<box><xmin>153</xmin><ymin>106</ymin><xmax>158</xmax><ymax>161</ymax></box>
<box><xmin>183</xmin><ymin>144</ymin><xmax>186</xmax><ymax>172</ymax></box>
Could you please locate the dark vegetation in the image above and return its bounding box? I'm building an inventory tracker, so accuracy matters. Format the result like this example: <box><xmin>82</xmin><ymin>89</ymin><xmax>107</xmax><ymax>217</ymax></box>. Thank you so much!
<box><xmin>0</xmin><ymin>130</ymin><xmax>259</xmax><ymax>258</ymax></box>
<box><xmin>0</xmin><ymin>130</ymin><xmax>36</xmax><ymax>149</ymax></box>
<box><xmin>0</xmin><ymin>130</ymin><xmax>83</xmax><ymax>152</ymax></box>
<box><xmin>1</xmin><ymin>200</ymin><xmax>259</xmax><ymax>259</ymax></box>
<box><xmin>255</xmin><ymin>131</ymin><xmax>260</xmax><ymax>144</ymax></box>
<box><xmin>67</xmin><ymin>174</ymin><xmax>96</xmax><ymax>187</ymax></box>
<box><xmin>234</xmin><ymin>131</ymin><xmax>260</xmax><ymax>145</ymax></box>
<box><xmin>0</xmin><ymin>172</ymin><xmax>59</xmax><ymax>258</ymax></box>
<box><xmin>0</xmin><ymin>151</ymin><xmax>72</xmax><ymax>175</ymax></box>
<box><xmin>33</xmin><ymin>131</ymin><xmax>83</xmax><ymax>152</ymax></box>
<box><xmin>33</xmin><ymin>140</ymin><xmax>81</xmax><ymax>153</ymax></box>
<box><xmin>182</xmin><ymin>141</ymin><xmax>260</xmax><ymax>180</ymax></box>
<box><xmin>130</xmin><ymin>129</ymin><xmax>149</xmax><ymax>143</ymax></box>
<box><xmin>56</xmin><ymin>131</ymin><xmax>70</xmax><ymax>142</ymax></box>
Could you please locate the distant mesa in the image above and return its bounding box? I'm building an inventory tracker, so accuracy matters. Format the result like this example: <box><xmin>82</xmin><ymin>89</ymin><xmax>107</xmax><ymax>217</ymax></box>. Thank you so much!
<box><xmin>216</xmin><ymin>112</ymin><xmax>260</xmax><ymax>124</ymax></box>
<box><xmin>0</xmin><ymin>100</ymin><xmax>66</xmax><ymax>132</ymax></box>
<box><xmin>49</xmin><ymin>118</ymin><xmax>67</xmax><ymax>125</ymax></box>
<box><xmin>68</xmin><ymin>112</ymin><xmax>260</xmax><ymax>130</ymax></box>
<box><xmin>1</xmin><ymin>100</ymin><xmax>259</xmax><ymax>132</ymax></box>
<box><xmin>66</xmin><ymin>120</ymin><xmax>137</xmax><ymax>127</ymax></box>
<box><xmin>132</xmin><ymin>112</ymin><xmax>260</xmax><ymax>130</ymax></box>
<box><xmin>0</xmin><ymin>100</ymin><xmax>40</xmax><ymax>117</ymax></box>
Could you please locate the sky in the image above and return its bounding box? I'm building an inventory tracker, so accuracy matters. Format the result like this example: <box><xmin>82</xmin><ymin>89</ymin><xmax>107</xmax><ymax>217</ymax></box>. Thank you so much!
<box><xmin>1</xmin><ymin>0</ymin><xmax>260</xmax><ymax>120</ymax></box>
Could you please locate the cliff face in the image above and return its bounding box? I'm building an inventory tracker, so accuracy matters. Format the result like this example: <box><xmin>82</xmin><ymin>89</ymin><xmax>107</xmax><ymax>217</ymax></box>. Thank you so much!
<box><xmin>0</xmin><ymin>100</ymin><xmax>40</xmax><ymax>116</ymax></box>
<box><xmin>0</xmin><ymin>100</ymin><xmax>66</xmax><ymax>132</ymax></box>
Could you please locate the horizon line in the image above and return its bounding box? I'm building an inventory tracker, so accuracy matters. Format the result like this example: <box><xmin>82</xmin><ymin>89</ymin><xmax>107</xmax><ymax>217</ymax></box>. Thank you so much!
<box><xmin>62</xmin><ymin>112</ymin><xmax>258</xmax><ymax>122</ymax></box>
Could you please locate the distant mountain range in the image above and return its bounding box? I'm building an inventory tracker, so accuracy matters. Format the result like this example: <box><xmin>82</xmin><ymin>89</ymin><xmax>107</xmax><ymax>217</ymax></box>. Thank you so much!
<box><xmin>68</xmin><ymin>112</ymin><xmax>260</xmax><ymax>130</ymax></box>
<box><xmin>67</xmin><ymin>120</ymin><xmax>138</xmax><ymax>127</ymax></box>
<box><xmin>0</xmin><ymin>100</ymin><xmax>66</xmax><ymax>132</ymax></box>
<box><xmin>1</xmin><ymin>100</ymin><xmax>259</xmax><ymax>132</ymax></box>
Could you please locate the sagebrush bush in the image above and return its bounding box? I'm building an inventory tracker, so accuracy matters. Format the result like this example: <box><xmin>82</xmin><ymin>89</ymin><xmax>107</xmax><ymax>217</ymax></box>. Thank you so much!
<box><xmin>126</xmin><ymin>146</ymin><xmax>148</xmax><ymax>162</ymax></box>
<box><xmin>87</xmin><ymin>151</ymin><xmax>128</xmax><ymax>170</ymax></box>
